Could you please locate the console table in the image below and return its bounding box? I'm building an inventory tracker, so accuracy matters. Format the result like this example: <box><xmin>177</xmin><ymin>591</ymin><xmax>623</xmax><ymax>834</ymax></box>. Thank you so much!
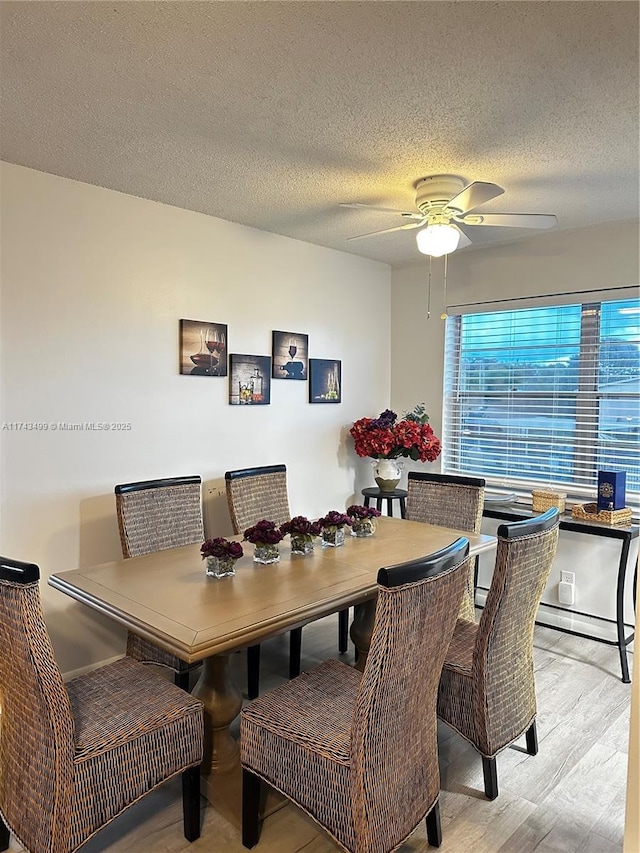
<box><xmin>482</xmin><ymin>505</ymin><xmax>638</xmax><ymax>683</ymax></box>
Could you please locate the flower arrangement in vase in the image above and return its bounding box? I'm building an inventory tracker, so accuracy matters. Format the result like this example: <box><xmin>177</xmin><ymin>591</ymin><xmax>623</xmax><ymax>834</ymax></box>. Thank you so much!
<box><xmin>346</xmin><ymin>504</ymin><xmax>382</xmax><ymax>538</ymax></box>
<box><xmin>243</xmin><ymin>520</ymin><xmax>285</xmax><ymax>564</ymax></box>
<box><xmin>280</xmin><ymin>516</ymin><xmax>323</xmax><ymax>555</ymax></box>
<box><xmin>318</xmin><ymin>510</ymin><xmax>353</xmax><ymax>547</ymax></box>
<box><xmin>350</xmin><ymin>403</ymin><xmax>441</xmax><ymax>492</ymax></box>
<box><xmin>201</xmin><ymin>537</ymin><xmax>244</xmax><ymax>577</ymax></box>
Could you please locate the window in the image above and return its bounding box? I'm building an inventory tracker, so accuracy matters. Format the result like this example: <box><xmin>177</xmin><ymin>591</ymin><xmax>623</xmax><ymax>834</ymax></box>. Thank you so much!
<box><xmin>443</xmin><ymin>298</ymin><xmax>640</xmax><ymax>503</ymax></box>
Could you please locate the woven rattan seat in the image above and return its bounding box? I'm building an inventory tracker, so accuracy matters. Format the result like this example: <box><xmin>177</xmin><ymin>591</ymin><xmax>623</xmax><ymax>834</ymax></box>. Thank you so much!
<box><xmin>0</xmin><ymin>558</ymin><xmax>204</xmax><ymax>853</ymax></box>
<box><xmin>437</xmin><ymin>508</ymin><xmax>560</xmax><ymax>799</ymax></box>
<box><xmin>406</xmin><ymin>471</ymin><xmax>486</xmax><ymax>621</ymax></box>
<box><xmin>240</xmin><ymin>537</ymin><xmax>471</xmax><ymax>852</ymax></box>
<box><xmin>226</xmin><ymin>464</ymin><xmax>350</xmax><ymax>698</ymax></box>
<box><xmin>115</xmin><ymin>475</ymin><xmax>204</xmax><ymax>689</ymax></box>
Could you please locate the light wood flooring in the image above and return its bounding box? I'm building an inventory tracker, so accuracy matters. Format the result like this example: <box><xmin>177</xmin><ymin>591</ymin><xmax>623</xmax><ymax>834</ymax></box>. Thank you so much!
<box><xmin>9</xmin><ymin>615</ymin><xmax>633</xmax><ymax>853</ymax></box>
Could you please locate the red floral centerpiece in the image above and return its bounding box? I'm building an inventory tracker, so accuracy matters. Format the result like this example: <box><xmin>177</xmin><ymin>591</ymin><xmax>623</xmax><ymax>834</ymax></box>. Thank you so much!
<box><xmin>243</xmin><ymin>519</ymin><xmax>285</xmax><ymax>564</ymax></box>
<box><xmin>201</xmin><ymin>537</ymin><xmax>244</xmax><ymax>577</ymax></box>
<box><xmin>346</xmin><ymin>504</ymin><xmax>382</xmax><ymax>538</ymax></box>
<box><xmin>280</xmin><ymin>516</ymin><xmax>323</xmax><ymax>555</ymax></box>
<box><xmin>318</xmin><ymin>510</ymin><xmax>353</xmax><ymax>548</ymax></box>
<box><xmin>350</xmin><ymin>403</ymin><xmax>441</xmax><ymax>492</ymax></box>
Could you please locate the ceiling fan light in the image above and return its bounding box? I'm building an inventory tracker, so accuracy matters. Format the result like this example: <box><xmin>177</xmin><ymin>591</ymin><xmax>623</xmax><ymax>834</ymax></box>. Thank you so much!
<box><xmin>416</xmin><ymin>224</ymin><xmax>461</xmax><ymax>257</ymax></box>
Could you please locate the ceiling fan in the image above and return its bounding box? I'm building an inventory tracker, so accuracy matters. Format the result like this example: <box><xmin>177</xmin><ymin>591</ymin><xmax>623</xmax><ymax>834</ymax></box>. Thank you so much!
<box><xmin>341</xmin><ymin>174</ymin><xmax>557</xmax><ymax>256</ymax></box>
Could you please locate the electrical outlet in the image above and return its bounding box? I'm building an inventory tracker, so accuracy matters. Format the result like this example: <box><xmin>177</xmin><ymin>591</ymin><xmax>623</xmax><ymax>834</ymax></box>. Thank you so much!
<box><xmin>558</xmin><ymin>581</ymin><xmax>575</xmax><ymax>606</ymax></box>
<box><xmin>560</xmin><ymin>570</ymin><xmax>575</xmax><ymax>585</ymax></box>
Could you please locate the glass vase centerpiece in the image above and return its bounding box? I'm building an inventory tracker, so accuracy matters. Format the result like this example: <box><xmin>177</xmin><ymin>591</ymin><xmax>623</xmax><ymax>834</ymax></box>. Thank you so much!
<box><xmin>350</xmin><ymin>403</ymin><xmax>442</xmax><ymax>493</ymax></box>
<box><xmin>280</xmin><ymin>516</ymin><xmax>323</xmax><ymax>555</ymax></box>
<box><xmin>346</xmin><ymin>504</ymin><xmax>382</xmax><ymax>538</ymax></box>
<box><xmin>318</xmin><ymin>511</ymin><xmax>352</xmax><ymax>548</ymax></box>
<box><xmin>243</xmin><ymin>520</ymin><xmax>285</xmax><ymax>564</ymax></box>
<box><xmin>201</xmin><ymin>537</ymin><xmax>244</xmax><ymax>578</ymax></box>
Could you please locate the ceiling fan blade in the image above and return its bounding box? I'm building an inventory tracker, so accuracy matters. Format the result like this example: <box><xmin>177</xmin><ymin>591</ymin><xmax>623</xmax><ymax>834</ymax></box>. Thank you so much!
<box><xmin>347</xmin><ymin>221</ymin><xmax>425</xmax><ymax>241</ymax></box>
<box><xmin>446</xmin><ymin>181</ymin><xmax>505</xmax><ymax>215</ymax></box>
<box><xmin>467</xmin><ymin>212</ymin><xmax>557</xmax><ymax>229</ymax></box>
<box><xmin>452</xmin><ymin>225</ymin><xmax>473</xmax><ymax>249</ymax></box>
<box><xmin>340</xmin><ymin>202</ymin><xmax>423</xmax><ymax>219</ymax></box>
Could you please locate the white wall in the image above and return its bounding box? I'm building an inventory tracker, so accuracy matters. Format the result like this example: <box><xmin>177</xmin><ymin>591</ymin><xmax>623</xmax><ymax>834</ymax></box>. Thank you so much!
<box><xmin>0</xmin><ymin>162</ymin><xmax>392</xmax><ymax>673</ymax></box>
<box><xmin>439</xmin><ymin>220</ymin><xmax>639</xmax><ymax>309</ymax></box>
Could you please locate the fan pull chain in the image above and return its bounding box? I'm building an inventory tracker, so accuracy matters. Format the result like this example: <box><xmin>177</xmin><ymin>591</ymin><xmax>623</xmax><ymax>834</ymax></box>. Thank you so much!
<box><xmin>441</xmin><ymin>254</ymin><xmax>449</xmax><ymax>320</ymax></box>
<box><xmin>426</xmin><ymin>256</ymin><xmax>432</xmax><ymax>318</ymax></box>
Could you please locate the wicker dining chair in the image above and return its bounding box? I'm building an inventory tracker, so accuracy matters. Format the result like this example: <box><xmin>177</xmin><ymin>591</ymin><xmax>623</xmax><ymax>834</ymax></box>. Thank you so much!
<box><xmin>225</xmin><ymin>464</ymin><xmax>302</xmax><ymax>699</ymax></box>
<box><xmin>0</xmin><ymin>557</ymin><xmax>204</xmax><ymax>853</ymax></box>
<box><xmin>437</xmin><ymin>508</ymin><xmax>560</xmax><ymax>800</ymax></box>
<box><xmin>115</xmin><ymin>475</ymin><xmax>204</xmax><ymax>690</ymax></box>
<box><xmin>240</xmin><ymin>537</ymin><xmax>471</xmax><ymax>851</ymax></box>
<box><xmin>227</xmin><ymin>464</ymin><xmax>351</xmax><ymax>697</ymax></box>
<box><xmin>406</xmin><ymin>471</ymin><xmax>486</xmax><ymax>621</ymax></box>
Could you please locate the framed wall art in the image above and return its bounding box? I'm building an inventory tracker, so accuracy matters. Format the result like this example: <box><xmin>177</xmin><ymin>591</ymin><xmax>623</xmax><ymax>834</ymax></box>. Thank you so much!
<box><xmin>309</xmin><ymin>359</ymin><xmax>341</xmax><ymax>403</ymax></box>
<box><xmin>272</xmin><ymin>330</ymin><xmax>309</xmax><ymax>380</ymax></box>
<box><xmin>179</xmin><ymin>319</ymin><xmax>227</xmax><ymax>376</ymax></box>
<box><xmin>229</xmin><ymin>354</ymin><xmax>272</xmax><ymax>405</ymax></box>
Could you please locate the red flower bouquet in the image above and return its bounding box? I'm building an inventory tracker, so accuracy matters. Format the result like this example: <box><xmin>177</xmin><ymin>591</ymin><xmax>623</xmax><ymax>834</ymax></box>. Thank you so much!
<box><xmin>350</xmin><ymin>404</ymin><xmax>441</xmax><ymax>463</ymax></box>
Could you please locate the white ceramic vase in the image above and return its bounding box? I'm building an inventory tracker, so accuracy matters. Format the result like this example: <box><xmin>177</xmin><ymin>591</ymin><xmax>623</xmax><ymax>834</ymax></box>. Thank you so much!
<box><xmin>372</xmin><ymin>458</ymin><xmax>403</xmax><ymax>493</ymax></box>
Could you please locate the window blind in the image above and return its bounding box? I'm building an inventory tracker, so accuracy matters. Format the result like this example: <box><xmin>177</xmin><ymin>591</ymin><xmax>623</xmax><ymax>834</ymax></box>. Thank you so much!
<box><xmin>442</xmin><ymin>297</ymin><xmax>640</xmax><ymax>505</ymax></box>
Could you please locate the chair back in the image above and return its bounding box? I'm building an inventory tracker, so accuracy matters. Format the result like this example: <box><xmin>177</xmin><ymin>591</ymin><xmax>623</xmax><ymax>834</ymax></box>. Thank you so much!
<box><xmin>406</xmin><ymin>471</ymin><xmax>485</xmax><ymax>531</ymax></box>
<box><xmin>475</xmin><ymin>508</ymin><xmax>560</xmax><ymax>752</ymax></box>
<box><xmin>0</xmin><ymin>558</ymin><xmax>75</xmax><ymax>850</ymax></box>
<box><xmin>225</xmin><ymin>465</ymin><xmax>291</xmax><ymax>534</ymax></box>
<box><xmin>350</xmin><ymin>538</ymin><xmax>470</xmax><ymax>852</ymax></box>
<box><xmin>115</xmin><ymin>476</ymin><xmax>204</xmax><ymax>557</ymax></box>
<box><xmin>406</xmin><ymin>472</ymin><xmax>485</xmax><ymax>620</ymax></box>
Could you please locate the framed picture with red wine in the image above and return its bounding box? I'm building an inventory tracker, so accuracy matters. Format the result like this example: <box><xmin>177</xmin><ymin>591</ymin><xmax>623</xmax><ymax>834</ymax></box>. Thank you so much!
<box><xmin>179</xmin><ymin>319</ymin><xmax>228</xmax><ymax>377</ymax></box>
<box><xmin>272</xmin><ymin>330</ymin><xmax>308</xmax><ymax>380</ymax></box>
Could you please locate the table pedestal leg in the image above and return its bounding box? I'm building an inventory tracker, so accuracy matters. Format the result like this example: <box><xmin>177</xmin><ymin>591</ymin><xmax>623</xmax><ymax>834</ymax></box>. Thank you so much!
<box><xmin>191</xmin><ymin>651</ymin><xmax>286</xmax><ymax>827</ymax></box>
<box><xmin>351</xmin><ymin>597</ymin><xmax>377</xmax><ymax>672</ymax></box>
<box><xmin>192</xmin><ymin>653</ymin><xmax>243</xmax><ymax>822</ymax></box>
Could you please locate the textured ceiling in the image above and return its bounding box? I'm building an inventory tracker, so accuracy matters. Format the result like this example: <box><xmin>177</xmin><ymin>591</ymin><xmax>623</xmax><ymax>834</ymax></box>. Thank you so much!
<box><xmin>1</xmin><ymin>1</ymin><xmax>638</xmax><ymax>267</ymax></box>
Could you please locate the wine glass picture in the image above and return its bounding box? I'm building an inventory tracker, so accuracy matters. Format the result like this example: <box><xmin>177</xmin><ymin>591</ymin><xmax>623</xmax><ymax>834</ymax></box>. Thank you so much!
<box><xmin>309</xmin><ymin>358</ymin><xmax>342</xmax><ymax>403</ymax></box>
<box><xmin>204</xmin><ymin>328</ymin><xmax>218</xmax><ymax>375</ymax></box>
<box><xmin>214</xmin><ymin>329</ymin><xmax>226</xmax><ymax>375</ymax></box>
<box><xmin>179</xmin><ymin>319</ymin><xmax>228</xmax><ymax>377</ymax></box>
<box><xmin>205</xmin><ymin>327</ymin><xmax>227</xmax><ymax>375</ymax></box>
<box><xmin>272</xmin><ymin>330</ymin><xmax>308</xmax><ymax>380</ymax></box>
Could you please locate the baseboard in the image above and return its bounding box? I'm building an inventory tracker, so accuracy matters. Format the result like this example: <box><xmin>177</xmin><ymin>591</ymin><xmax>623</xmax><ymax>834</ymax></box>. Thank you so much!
<box><xmin>61</xmin><ymin>654</ymin><xmax>125</xmax><ymax>682</ymax></box>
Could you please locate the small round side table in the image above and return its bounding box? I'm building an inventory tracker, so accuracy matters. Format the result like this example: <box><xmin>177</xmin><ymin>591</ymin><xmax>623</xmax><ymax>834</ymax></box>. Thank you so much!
<box><xmin>361</xmin><ymin>487</ymin><xmax>407</xmax><ymax>519</ymax></box>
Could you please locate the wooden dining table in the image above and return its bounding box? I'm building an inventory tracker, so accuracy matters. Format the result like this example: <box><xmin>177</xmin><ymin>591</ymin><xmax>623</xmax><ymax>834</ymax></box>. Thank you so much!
<box><xmin>49</xmin><ymin>515</ymin><xmax>496</xmax><ymax>825</ymax></box>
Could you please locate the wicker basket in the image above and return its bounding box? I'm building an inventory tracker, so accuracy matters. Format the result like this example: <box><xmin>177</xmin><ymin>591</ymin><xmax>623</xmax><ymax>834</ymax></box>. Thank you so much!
<box><xmin>571</xmin><ymin>502</ymin><xmax>633</xmax><ymax>526</ymax></box>
<box><xmin>532</xmin><ymin>490</ymin><xmax>566</xmax><ymax>513</ymax></box>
